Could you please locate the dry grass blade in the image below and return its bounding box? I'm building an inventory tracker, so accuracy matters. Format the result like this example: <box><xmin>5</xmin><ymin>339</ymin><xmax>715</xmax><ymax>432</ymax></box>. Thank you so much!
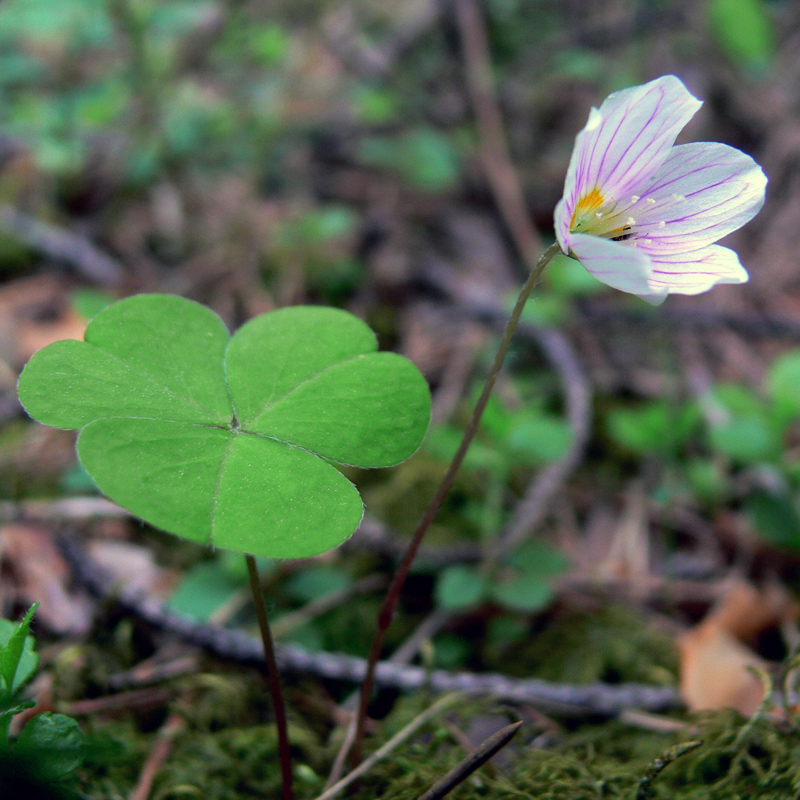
<box><xmin>313</xmin><ymin>693</ymin><xmax>462</xmax><ymax>800</ymax></box>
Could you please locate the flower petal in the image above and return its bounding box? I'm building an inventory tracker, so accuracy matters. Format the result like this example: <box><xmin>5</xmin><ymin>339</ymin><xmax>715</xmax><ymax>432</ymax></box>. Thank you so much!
<box><xmin>641</xmin><ymin>244</ymin><xmax>748</xmax><ymax>294</ymax></box>
<box><xmin>568</xmin><ymin>232</ymin><xmax>659</xmax><ymax>298</ymax></box>
<box><xmin>631</xmin><ymin>143</ymin><xmax>767</xmax><ymax>253</ymax></box>
<box><xmin>554</xmin><ymin>197</ymin><xmax>571</xmax><ymax>253</ymax></box>
<box><xmin>561</xmin><ymin>76</ymin><xmax>702</xmax><ymax>225</ymax></box>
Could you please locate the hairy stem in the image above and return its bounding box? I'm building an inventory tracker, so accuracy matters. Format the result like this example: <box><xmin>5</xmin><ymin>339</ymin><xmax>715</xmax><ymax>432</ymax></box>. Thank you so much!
<box><xmin>246</xmin><ymin>554</ymin><xmax>294</xmax><ymax>800</ymax></box>
<box><xmin>349</xmin><ymin>242</ymin><xmax>561</xmax><ymax>766</ymax></box>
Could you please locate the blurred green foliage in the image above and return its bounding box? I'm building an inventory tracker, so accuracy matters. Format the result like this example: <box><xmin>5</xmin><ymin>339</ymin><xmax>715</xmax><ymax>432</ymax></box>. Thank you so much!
<box><xmin>708</xmin><ymin>0</ymin><xmax>776</xmax><ymax>69</ymax></box>
<box><xmin>605</xmin><ymin>346</ymin><xmax>800</xmax><ymax>550</ymax></box>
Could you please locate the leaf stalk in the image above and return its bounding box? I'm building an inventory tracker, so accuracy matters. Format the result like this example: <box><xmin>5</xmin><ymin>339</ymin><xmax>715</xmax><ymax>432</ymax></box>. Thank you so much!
<box><xmin>245</xmin><ymin>555</ymin><xmax>294</xmax><ymax>800</ymax></box>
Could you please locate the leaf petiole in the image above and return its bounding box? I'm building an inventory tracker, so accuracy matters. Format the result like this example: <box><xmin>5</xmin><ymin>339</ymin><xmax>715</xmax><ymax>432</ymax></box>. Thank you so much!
<box><xmin>245</xmin><ymin>555</ymin><xmax>293</xmax><ymax>800</ymax></box>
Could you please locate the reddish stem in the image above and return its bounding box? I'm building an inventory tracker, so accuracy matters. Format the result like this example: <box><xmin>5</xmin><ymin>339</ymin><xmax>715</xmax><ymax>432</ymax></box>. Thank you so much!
<box><xmin>246</xmin><ymin>554</ymin><xmax>294</xmax><ymax>800</ymax></box>
<box><xmin>349</xmin><ymin>243</ymin><xmax>561</xmax><ymax>766</ymax></box>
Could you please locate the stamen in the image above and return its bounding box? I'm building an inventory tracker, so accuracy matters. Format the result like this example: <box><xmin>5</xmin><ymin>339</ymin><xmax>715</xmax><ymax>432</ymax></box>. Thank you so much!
<box><xmin>570</xmin><ymin>186</ymin><xmax>606</xmax><ymax>231</ymax></box>
<box><xmin>625</xmin><ymin>216</ymin><xmax>636</xmax><ymax>226</ymax></box>
<box><xmin>658</xmin><ymin>221</ymin><xmax>666</xmax><ymax>229</ymax></box>
<box><xmin>646</xmin><ymin>198</ymin><xmax>656</xmax><ymax>205</ymax></box>
<box><xmin>671</xmin><ymin>193</ymin><xmax>685</xmax><ymax>202</ymax></box>
<box><xmin>631</xmin><ymin>195</ymin><xmax>640</xmax><ymax>202</ymax></box>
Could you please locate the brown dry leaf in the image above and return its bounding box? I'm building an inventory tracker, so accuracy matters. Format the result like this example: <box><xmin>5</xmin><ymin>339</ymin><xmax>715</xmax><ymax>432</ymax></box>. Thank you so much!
<box><xmin>679</xmin><ymin>581</ymin><xmax>797</xmax><ymax>715</ymax></box>
<box><xmin>0</xmin><ymin>524</ymin><xmax>92</xmax><ymax>634</ymax></box>
<box><xmin>88</xmin><ymin>540</ymin><xmax>178</xmax><ymax>598</ymax></box>
<box><xmin>0</xmin><ymin>275</ymin><xmax>85</xmax><ymax>369</ymax></box>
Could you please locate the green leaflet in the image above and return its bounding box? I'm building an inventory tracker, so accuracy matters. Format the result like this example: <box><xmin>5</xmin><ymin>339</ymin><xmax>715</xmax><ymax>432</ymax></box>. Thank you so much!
<box><xmin>18</xmin><ymin>296</ymin><xmax>431</xmax><ymax>558</ymax></box>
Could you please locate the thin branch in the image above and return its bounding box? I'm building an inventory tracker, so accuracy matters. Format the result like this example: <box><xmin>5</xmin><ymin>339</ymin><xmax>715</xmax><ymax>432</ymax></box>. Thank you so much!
<box><xmin>58</xmin><ymin>531</ymin><xmax>681</xmax><ymax>716</ymax></box>
<box><xmin>417</xmin><ymin>720</ymin><xmax>522</xmax><ymax>800</ymax></box>
<box><xmin>0</xmin><ymin>205</ymin><xmax>125</xmax><ymax>286</ymax></box>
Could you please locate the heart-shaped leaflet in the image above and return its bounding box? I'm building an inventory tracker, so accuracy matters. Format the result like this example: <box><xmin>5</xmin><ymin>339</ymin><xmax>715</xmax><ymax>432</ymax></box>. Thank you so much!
<box><xmin>18</xmin><ymin>295</ymin><xmax>431</xmax><ymax>558</ymax></box>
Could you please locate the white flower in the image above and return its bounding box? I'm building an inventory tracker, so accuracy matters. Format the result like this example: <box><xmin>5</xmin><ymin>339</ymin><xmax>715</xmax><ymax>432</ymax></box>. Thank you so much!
<box><xmin>554</xmin><ymin>75</ymin><xmax>767</xmax><ymax>304</ymax></box>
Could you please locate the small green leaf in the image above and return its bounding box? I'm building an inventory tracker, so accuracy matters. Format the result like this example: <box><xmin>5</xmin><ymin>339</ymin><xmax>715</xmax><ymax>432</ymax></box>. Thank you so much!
<box><xmin>708</xmin><ymin>416</ymin><xmax>776</xmax><ymax>463</ymax></box>
<box><xmin>18</xmin><ymin>296</ymin><xmax>431</xmax><ymax>558</ymax></box>
<box><xmin>246</xmin><ymin>23</ymin><xmax>290</xmax><ymax>66</ymax></box>
<box><xmin>708</xmin><ymin>0</ymin><xmax>775</xmax><ymax>68</ymax></box>
<box><xmin>284</xmin><ymin>566</ymin><xmax>352</xmax><ymax>604</ymax></box>
<box><xmin>765</xmin><ymin>350</ymin><xmax>800</xmax><ymax>424</ymax></box>
<box><xmin>502</xmin><ymin>540</ymin><xmax>570</xmax><ymax>578</ymax></box>
<box><xmin>518</xmin><ymin>293</ymin><xmax>569</xmax><ymax>326</ymax></box>
<box><xmin>0</xmin><ymin>605</ymin><xmax>38</xmax><ymax>696</ymax></box>
<box><xmin>608</xmin><ymin>400</ymin><xmax>699</xmax><ymax>457</ymax></box>
<box><xmin>352</xmin><ymin>86</ymin><xmax>400</xmax><ymax>124</ymax></box>
<box><xmin>545</xmin><ymin>253</ymin><xmax>605</xmax><ymax>296</ymax></box>
<box><xmin>359</xmin><ymin>128</ymin><xmax>461</xmax><ymax>192</ymax></box>
<box><xmin>489</xmin><ymin>573</ymin><xmax>553</xmax><ymax>613</ymax></box>
<box><xmin>435</xmin><ymin>565</ymin><xmax>489</xmax><ymax>611</ymax></box>
<box><xmin>685</xmin><ymin>457</ymin><xmax>729</xmax><ymax>503</ymax></box>
<box><xmin>507</xmin><ymin>414</ymin><xmax>572</xmax><ymax>465</ymax></box>
<box><xmin>424</xmin><ymin>424</ymin><xmax>503</xmax><ymax>472</ymax></box>
<box><xmin>15</xmin><ymin>713</ymin><xmax>85</xmax><ymax>779</ymax></box>
<box><xmin>746</xmin><ymin>491</ymin><xmax>800</xmax><ymax>551</ymax></box>
<box><xmin>167</xmin><ymin>561</ymin><xmax>245</xmax><ymax>621</ymax></box>
<box><xmin>490</xmin><ymin>541</ymin><xmax>569</xmax><ymax>612</ymax></box>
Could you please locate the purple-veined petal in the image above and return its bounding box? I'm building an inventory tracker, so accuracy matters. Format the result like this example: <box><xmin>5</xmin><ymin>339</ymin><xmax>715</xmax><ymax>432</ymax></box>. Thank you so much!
<box><xmin>568</xmin><ymin>232</ymin><xmax>658</xmax><ymax>298</ymax></box>
<box><xmin>554</xmin><ymin>197</ymin><xmax>571</xmax><ymax>253</ymax></box>
<box><xmin>640</xmin><ymin>243</ymin><xmax>748</xmax><ymax>294</ymax></box>
<box><xmin>560</xmin><ymin>76</ymin><xmax>702</xmax><ymax>227</ymax></box>
<box><xmin>631</xmin><ymin>142</ymin><xmax>767</xmax><ymax>252</ymax></box>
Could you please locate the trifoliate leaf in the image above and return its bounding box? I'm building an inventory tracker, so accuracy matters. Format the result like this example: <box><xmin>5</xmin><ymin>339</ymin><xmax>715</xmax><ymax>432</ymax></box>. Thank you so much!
<box><xmin>18</xmin><ymin>296</ymin><xmax>431</xmax><ymax>558</ymax></box>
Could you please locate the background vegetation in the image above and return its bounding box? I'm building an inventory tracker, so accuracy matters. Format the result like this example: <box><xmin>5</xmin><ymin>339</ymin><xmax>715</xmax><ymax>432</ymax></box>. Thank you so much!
<box><xmin>2</xmin><ymin>0</ymin><xmax>800</xmax><ymax>798</ymax></box>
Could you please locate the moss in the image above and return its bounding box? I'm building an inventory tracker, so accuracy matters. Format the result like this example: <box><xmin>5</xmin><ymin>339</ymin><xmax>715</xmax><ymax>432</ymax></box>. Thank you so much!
<box><xmin>70</xmin><ymin>665</ymin><xmax>800</xmax><ymax>800</ymax></box>
<box><xmin>483</xmin><ymin>605</ymin><xmax>678</xmax><ymax>686</ymax></box>
<box><xmin>357</xmin><ymin>706</ymin><xmax>800</xmax><ymax>800</ymax></box>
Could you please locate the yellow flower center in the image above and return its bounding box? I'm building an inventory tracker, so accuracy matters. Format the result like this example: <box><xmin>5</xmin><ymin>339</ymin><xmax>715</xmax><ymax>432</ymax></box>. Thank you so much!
<box><xmin>570</xmin><ymin>187</ymin><xmax>638</xmax><ymax>241</ymax></box>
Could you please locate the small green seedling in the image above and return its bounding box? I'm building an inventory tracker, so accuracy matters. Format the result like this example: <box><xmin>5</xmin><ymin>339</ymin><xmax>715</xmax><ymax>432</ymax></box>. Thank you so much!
<box><xmin>0</xmin><ymin>604</ymin><xmax>39</xmax><ymax>743</ymax></box>
<box><xmin>18</xmin><ymin>294</ymin><xmax>431</xmax><ymax>557</ymax></box>
<box><xmin>0</xmin><ymin>605</ymin><xmax>86</xmax><ymax>788</ymax></box>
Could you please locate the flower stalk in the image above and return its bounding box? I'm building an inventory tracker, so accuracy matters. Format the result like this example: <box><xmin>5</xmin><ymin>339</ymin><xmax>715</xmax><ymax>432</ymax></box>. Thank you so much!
<box><xmin>349</xmin><ymin>242</ymin><xmax>561</xmax><ymax>766</ymax></box>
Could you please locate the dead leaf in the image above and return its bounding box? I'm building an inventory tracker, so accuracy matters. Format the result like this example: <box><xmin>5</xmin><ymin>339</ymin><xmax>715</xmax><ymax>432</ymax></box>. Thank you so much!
<box><xmin>88</xmin><ymin>540</ymin><xmax>177</xmax><ymax>598</ymax></box>
<box><xmin>0</xmin><ymin>275</ymin><xmax>85</xmax><ymax>369</ymax></box>
<box><xmin>679</xmin><ymin>623</ymin><xmax>766</xmax><ymax>715</ymax></box>
<box><xmin>679</xmin><ymin>580</ymin><xmax>797</xmax><ymax>715</ymax></box>
<box><xmin>0</xmin><ymin>524</ymin><xmax>92</xmax><ymax>634</ymax></box>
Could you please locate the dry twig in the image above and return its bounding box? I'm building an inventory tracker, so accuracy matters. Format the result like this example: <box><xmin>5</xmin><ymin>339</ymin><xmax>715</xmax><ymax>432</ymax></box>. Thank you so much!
<box><xmin>59</xmin><ymin>531</ymin><xmax>680</xmax><ymax>716</ymax></box>
<box><xmin>128</xmin><ymin>711</ymin><xmax>187</xmax><ymax>800</ymax></box>
<box><xmin>454</xmin><ymin>0</ymin><xmax>544</xmax><ymax>265</ymax></box>
<box><xmin>417</xmin><ymin>720</ymin><xmax>522</xmax><ymax>800</ymax></box>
